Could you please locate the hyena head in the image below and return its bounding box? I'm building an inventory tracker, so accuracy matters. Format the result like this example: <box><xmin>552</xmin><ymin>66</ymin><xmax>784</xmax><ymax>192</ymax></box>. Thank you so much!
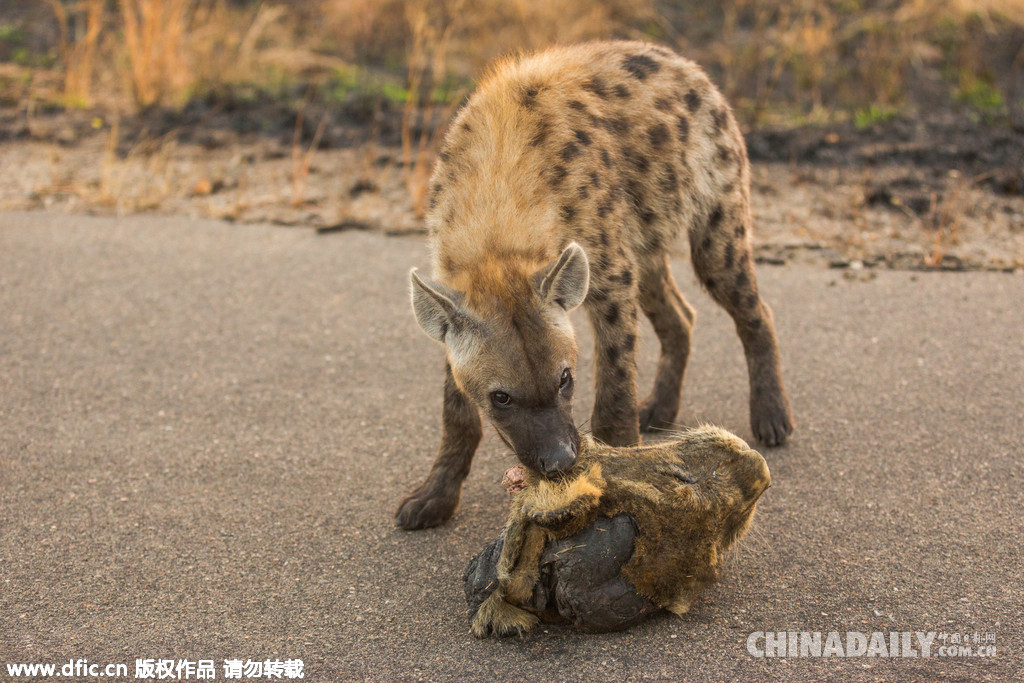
<box><xmin>410</xmin><ymin>243</ymin><xmax>590</xmax><ymax>476</ymax></box>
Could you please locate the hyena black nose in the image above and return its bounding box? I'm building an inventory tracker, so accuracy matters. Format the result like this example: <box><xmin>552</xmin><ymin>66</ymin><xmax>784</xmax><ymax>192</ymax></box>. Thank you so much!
<box><xmin>538</xmin><ymin>439</ymin><xmax>577</xmax><ymax>476</ymax></box>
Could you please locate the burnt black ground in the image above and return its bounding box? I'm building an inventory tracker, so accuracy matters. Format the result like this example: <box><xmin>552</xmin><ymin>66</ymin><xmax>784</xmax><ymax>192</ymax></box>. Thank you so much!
<box><xmin>1</xmin><ymin>211</ymin><xmax>1022</xmax><ymax>682</ymax></box>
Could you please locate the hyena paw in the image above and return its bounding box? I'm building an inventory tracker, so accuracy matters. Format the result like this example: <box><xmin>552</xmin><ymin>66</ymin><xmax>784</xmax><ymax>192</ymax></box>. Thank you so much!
<box><xmin>395</xmin><ymin>484</ymin><xmax>459</xmax><ymax>530</ymax></box>
<box><xmin>750</xmin><ymin>392</ymin><xmax>794</xmax><ymax>447</ymax></box>
<box><xmin>638</xmin><ymin>395</ymin><xmax>679</xmax><ymax>433</ymax></box>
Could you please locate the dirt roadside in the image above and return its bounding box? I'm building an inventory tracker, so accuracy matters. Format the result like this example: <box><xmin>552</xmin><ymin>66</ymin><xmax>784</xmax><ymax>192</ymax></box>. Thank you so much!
<box><xmin>2</xmin><ymin>103</ymin><xmax>1022</xmax><ymax>271</ymax></box>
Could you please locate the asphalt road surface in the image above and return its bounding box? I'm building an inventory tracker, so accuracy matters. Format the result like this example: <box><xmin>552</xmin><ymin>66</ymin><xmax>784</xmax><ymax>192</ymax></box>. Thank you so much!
<box><xmin>2</xmin><ymin>211</ymin><xmax>1022</xmax><ymax>682</ymax></box>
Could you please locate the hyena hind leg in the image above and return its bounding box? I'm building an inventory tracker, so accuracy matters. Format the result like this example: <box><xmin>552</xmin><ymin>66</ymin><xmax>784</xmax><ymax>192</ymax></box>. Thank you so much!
<box><xmin>689</xmin><ymin>208</ymin><xmax>794</xmax><ymax>446</ymax></box>
<box><xmin>637</xmin><ymin>254</ymin><xmax>696</xmax><ymax>432</ymax></box>
<box><xmin>396</xmin><ymin>362</ymin><xmax>482</xmax><ymax>529</ymax></box>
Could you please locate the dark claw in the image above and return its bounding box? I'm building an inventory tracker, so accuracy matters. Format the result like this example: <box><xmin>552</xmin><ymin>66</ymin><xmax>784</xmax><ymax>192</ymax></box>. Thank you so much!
<box><xmin>750</xmin><ymin>392</ymin><xmax>793</xmax><ymax>447</ymax></box>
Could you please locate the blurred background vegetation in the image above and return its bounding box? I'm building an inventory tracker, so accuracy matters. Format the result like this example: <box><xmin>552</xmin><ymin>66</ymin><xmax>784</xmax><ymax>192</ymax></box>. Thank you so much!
<box><xmin>1</xmin><ymin>0</ymin><xmax>1022</xmax><ymax>129</ymax></box>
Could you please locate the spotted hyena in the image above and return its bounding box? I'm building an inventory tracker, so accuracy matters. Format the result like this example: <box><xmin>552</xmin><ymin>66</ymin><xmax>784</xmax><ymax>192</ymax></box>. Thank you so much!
<box><xmin>399</xmin><ymin>41</ymin><xmax>793</xmax><ymax>530</ymax></box>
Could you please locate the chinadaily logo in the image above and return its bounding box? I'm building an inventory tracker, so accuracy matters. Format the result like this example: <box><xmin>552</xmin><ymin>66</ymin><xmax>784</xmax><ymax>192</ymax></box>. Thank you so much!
<box><xmin>746</xmin><ymin>631</ymin><xmax>997</xmax><ymax>658</ymax></box>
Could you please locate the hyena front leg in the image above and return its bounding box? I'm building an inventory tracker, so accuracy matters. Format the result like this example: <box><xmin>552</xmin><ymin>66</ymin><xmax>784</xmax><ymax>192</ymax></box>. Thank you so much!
<box><xmin>585</xmin><ymin>283</ymin><xmax>641</xmax><ymax>447</ymax></box>
<box><xmin>690</xmin><ymin>204</ymin><xmax>794</xmax><ymax>446</ymax></box>
<box><xmin>638</xmin><ymin>254</ymin><xmax>696</xmax><ymax>432</ymax></box>
<box><xmin>396</xmin><ymin>362</ymin><xmax>482</xmax><ymax>529</ymax></box>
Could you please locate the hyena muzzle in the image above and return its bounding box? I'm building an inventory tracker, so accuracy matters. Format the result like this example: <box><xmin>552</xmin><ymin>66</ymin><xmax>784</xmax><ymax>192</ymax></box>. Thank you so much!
<box><xmin>398</xmin><ymin>41</ymin><xmax>793</xmax><ymax>530</ymax></box>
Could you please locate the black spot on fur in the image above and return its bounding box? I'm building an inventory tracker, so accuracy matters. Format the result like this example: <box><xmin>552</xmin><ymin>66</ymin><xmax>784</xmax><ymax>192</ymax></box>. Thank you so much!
<box><xmin>428</xmin><ymin>183</ymin><xmax>442</xmax><ymax>210</ymax></box>
<box><xmin>589</xmin><ymin>171</ymin><xmax>601</xmax><ymax>188</ymax></box>
<box><xmin>704</xmin><ymin>277</ymin><xmax>716</xmax><ymax>291</ymax></box>
<box><xmin>624</xmin><ymin>333</ymin><xmax>636</xmax><ymax>350</ymax></box>
<box><xmin>641</xmin><ymin>208</ymin><xmax>657</xmax><ymax>226</ymax></box>
<box><xmin>722</xmin><ymin>182</ymin><xmax>735</xmax><ymax>195</ymax></box>
<box><xmin>606</xmin><ymin>345</ymin><xmax>620</xmax><ymax>364</ymax></box>
<box><xmin>684</xmin><ymin>89</ymin><xmax>702</xmax><ymax>113</ymax></box>
<box><xmin>614</xmin><ymin>83</ymin><xmax>630</xmax><ymax>98</ymax></box>
<box><xmin>597</xmin><ymin>197</ymin><xmax>614</xmax><ymax>218</ymax></box>
<box><xmin>461</xmin><ymin>120</ymin><xmax>472</xmax><ymax>133</ymax></box>
<box><xmin>561</xmin><ymin>142</ymin><xmax>581</xmax><ymax>162</ymax></box>
<box><xmin>600</xmin><ymin>149</ymin><xmax>612</xmax><ymax>167</ymax></box>
<box><xmin>583</xmin><ymin>77</ymin><xmax>610</xmax><ymax>99</ymax></box>
<box><xmin>654</xmin><ymin>97</ymin><xmax>673</xmax><ymax>111</ymax></box>
<box><xmin>724</xmin><ymin>242</ymin><xmax>735</xmax><ymax>269</ymax></box>
<box><xmin>643</xmin><ymin>228</ymin><xmax>663</xmax><ymax>252</ymax></box>
<box><xmin>624</xmin><ymin>149</ymin><xmax>650</xmax><ymax>173</ymax></box>
<box><xmin>438</xmin><ymin>149</ymin><xmax>450</xmax><ymax>163</ymax></box>
<box><xmin>622</xmin><ymin>54</ymin><xmax>661</xmax><ymax>80</ymax></box>
<box><xmin>734</xmin><ymin>222</ymin><xmax>746</xmax><ymax>238</ymax></box>
<box><xmin>601</xmin><ymin>115</ymin><xmax>629</xmax><ymax>135</ymax></box>
<box><xmin>659</xmin><ymin>165</ymin><xmax>678</xmax><ymax>194</ymax></box>
<box><xmin>647</xmin><ymin>123</ymin><xmax>670</xmax><ymax>147</ymax></box>
<box><xmin>735</xmin><ymin>270</ymin><xmax>750</xmax><ymax>290</ymax></box>
<box><xmin>717</xmin><ymin>145</ymin><xmax>733</xmax><ymax>164</ymax></box>
<box><xmin>574</xmin><ymin>129</ymin><xmax>593</xmax><ymax>146</ymax></box>
<box><xmin>550</xmin><ymin>165</ymin><xmax>568</xmax><ymax>188</ymax></box>
<box><xmin>605</xmin><ymin>302</ymin><xmax>620</xmax><ymax>326</ymax></box>
<box><xmin>568</xmin><ymin>100</ymin><xmax>587</xmax><ymax>112</ymax></box>
<box><xmin>529</xmin><ymin>121</ymin><xmax>550</xmax><ymax>147</ymax></box>
<box><xmin>521</xmin><ymin>86</ymin><xmax>539</xmax><ymax>109</ymax></box>
<box><xmin>709</xmin><ymin>205</ymin><xmax>724</xmax><ymax>230</ymax></box>
<box><xmin>746</xmin><ymin>293</ymin><xmax>760</xmax><ymax>310</ymax></box>
<box><xmin>731</xmin><ymin>288</ymin><xmax>744</xmax><ymax>309</ymax></box>
<box><xmin>700</xmin><ymin>234</ymin><xmax>712</xmax><ymax>253</ymax></box>
<box><xmin>624</xmin><ymin>179</ymin><xmax>645</xmax><ymax>209</ymax></box>
<box><xmin>711</xmin><ymin>107</ymin><xmax>728</xmax><ymax>134</ymax></box>
<box><xmin>560</xmin><ymin>205</ymin><xmax>577</xmax><ymax>223</ymax></box>
<box><xmin>599</xmin><ymin>229</ymin><xmax>609</xmax><ymax>247</ymax></box>
<box><xmin>577</xmin><ymin>184</ymin><xmax>590</xmax><ymax>199</ymax></box>
<box><xmin>619</xmin><ymin>269</ymin><xmax>633</xmax><ymax>286</ymax></box>
<box><xmin>676</xmin><ymin>115</ymin><xmax>689</xmax><ymax>142</ymax></box>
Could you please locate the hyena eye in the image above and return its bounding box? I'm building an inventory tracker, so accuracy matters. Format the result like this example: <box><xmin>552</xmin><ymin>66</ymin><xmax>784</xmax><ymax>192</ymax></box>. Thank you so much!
<box><xmin>559</xmin><ymin>368</ymin><xmax>573</xmax><ymax>389</ymax></box>
<box><xmin>491</xmin><ymin>391</ymin><xmax>512</xmax><ymax>408</ymax></box>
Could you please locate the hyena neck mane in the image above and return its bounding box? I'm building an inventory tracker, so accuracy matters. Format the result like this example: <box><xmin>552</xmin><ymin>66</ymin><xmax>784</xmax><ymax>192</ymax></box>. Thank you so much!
<box><xmin>442</xmin><ymin>253</ymin><xmax>551</xmax><ymax>314</ymax></box>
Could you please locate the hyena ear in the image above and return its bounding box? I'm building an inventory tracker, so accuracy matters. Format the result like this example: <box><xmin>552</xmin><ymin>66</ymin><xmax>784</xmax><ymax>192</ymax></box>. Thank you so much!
<box><xmin>409</xmin><ymin>268</ymin><xmax>472</xmax><ymax>344</ymax></box>
<box><xmin>534</xmin><ymin>242</ymin><xmax>590</xmax><ymax>311</ymax></box>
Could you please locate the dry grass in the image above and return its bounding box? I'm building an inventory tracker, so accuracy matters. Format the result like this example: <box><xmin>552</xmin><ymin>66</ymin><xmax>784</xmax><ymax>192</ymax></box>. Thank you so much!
<box><xmin>17</xmin><ymin>0</ymin><xmax>1023</xmax><ymax>123</ymax></box>
<box><xmin>290</xmin><ymin>103</ymin><xmax>328</xmax><ymax>207</ymax></box>
<box><xmin>690</xmin><ymin>0</ymin><xmax>1024</xmax><ymax>124</ymax></box>
<box><xmin>400</xmin><ymin>0</ymin><xmax>466</xmax><ymax>217</ymax></box>
<box><xmin>6</xmin><ymin>0</ymin><xmax>1022</xmax><ymax>241</ymax></box>
<box><xmin>119</xmin><ymin>0</ymin><xmax>192</xmax><ymax>108</ymax></box>
<box><xmin>49</xmin><ymin>0</ymin><xmax>104</xmax><ymax>106</ymax></box>
<box><xmin>923</xmin><ymin>175</ymin><xmax>981</xmax><ymax>267</ymax></box>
